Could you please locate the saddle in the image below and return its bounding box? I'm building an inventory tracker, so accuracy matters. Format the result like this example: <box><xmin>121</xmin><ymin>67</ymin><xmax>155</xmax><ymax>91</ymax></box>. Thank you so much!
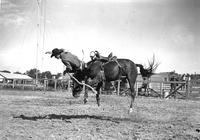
<box><xmin>90</xmin><ymin>51</ymin><xmax>117</xmax><ymax>62</ymax></box>
<box><xmin>89</xmin><ymin>51</ymin><xmax>122</xmax><ymax>75</ymax></box>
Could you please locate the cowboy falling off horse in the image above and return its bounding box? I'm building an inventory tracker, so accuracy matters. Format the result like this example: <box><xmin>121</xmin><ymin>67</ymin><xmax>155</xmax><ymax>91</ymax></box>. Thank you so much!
<box><xmin>48</xmin><ymin>48</ymin><xmax>158</xmax><ymax>113</ymax></box>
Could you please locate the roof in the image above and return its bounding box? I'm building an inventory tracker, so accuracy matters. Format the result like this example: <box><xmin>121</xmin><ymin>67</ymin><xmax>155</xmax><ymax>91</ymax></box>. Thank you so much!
<box><xmin>150</xmin><ymin>74</ymin><xmax>168</xmax><ymax>82</ymax></box>
<box><xmin>0</xmin><ymin>72</ymin><xmax>32</xmax><ymax>80</ymax></box>
<box><xmin>0</xmin><ymin>74</ymin><xmax>4</xmax><ymax>79</ymax></box>
<box><xmin>137</xmin><ymin>73</ymin><xmax>170</xmax><ymax>82</ymax></box>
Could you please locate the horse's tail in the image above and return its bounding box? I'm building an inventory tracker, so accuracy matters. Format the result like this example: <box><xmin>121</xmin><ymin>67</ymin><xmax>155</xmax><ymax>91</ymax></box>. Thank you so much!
<box><xmin>136</xmin><ymin>64</ymin><xmax>152</xmax><ymax>78</ymax></box>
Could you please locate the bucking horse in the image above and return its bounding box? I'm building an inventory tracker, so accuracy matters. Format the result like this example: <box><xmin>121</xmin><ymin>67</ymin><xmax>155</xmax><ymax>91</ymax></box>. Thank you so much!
<box><xmin>71</xmin><ymin>51</ymin><xmax>138</xmax><ymax>113</ymax></box>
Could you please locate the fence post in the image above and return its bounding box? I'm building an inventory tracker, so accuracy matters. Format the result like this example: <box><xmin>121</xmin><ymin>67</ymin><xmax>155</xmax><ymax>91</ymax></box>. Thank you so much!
<box><xmin>160</xmin><ymin>82</ymin><xmax>163</xmax><ymax>98</ymax></box>
<box><xmin>12</xmin><ymin>79</ymin><xmax>15</xmax><ymax>88</ymax></box>
<box><xmin>186</xmin><ymin>80</ymin><xmax>190</xmax><ymax>99</ymax></box>
<box><xmin>67</xmin><ymin>80</ymin><xmax>71</xmax><ymax>92</ymax></box>
<box><xmin>117</xmin><ymin>80</ymin><xmax>120</xmax><ymax>95</ymax></box>
<box><xmin>34</xmin><ymin>79</ymin><xmax>37</xmax><ymax>91</ymax></box>
<box><xmin>54</xmin><ymin>79</ymin><xmax>57</xmax><ymax>91</ymax></box>
<box><xmin>160</xmin><ymin>82</ymin><xmax>162</xmax><ymax>98</ymax></box>
<box><xmin>23</xmin><ymin>80</ymin><xmax>25</xmax><ymax>90</ymax></box>
<box><xmin>135</xmin><ymin>81</ymin><xmax>138</xmax><ymax>97</ymax></box>
<box><xmin>46</xmin><ymin>80</ymin><xmax>49</xmax><ymax>91</ymax></box>
<box><xmin>43</xmin><ymin>78</ymin><xmax>47</xmax><ymax>91</ymax></box>
<box><xmin>2</xmin><ymin>79</ymin><xmax>5</xmax><ymax>88</ymax></box>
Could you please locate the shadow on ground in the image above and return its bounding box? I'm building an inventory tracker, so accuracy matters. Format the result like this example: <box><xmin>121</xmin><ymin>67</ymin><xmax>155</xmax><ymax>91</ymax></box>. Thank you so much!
<box><xmin>13</xmin><ymin>114</ymin><xmax>137</xmax><ymax>124</ymax></box>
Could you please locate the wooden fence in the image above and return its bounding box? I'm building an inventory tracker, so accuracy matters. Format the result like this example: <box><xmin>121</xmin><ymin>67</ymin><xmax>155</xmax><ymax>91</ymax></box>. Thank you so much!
<box><xmin>114</xmin><ymin>79</ymin><xmax>199</xmax><ymax>99</ymax></box>
<box><xmin>0</xmin><ymin>78</ymin><xmax>36</xmax><ymax>90</ymax></box>
<box><xmin>0</xmin><ymin>78</ymin><xmax>71</xmax><ymax>91</ymax></box>
<box><xmin>1</xmin><ymin>77</ymin><xmax>200</xmax><ymax>99</ymax></box>
<box><xmin>136</xmin><ymin>80</ymin><xmax>189</xmax><ymax>98</ymax></box>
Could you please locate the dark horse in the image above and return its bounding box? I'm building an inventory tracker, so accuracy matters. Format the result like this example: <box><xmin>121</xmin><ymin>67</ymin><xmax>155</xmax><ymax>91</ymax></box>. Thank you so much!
<box><xmin>72</xmin><ymin>51</ymin><xmax>138</xmax><ymax>113</ymax></box>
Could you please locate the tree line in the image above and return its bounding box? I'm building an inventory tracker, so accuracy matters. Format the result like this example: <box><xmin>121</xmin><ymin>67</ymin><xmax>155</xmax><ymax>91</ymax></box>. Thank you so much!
<box><xmin>0</xmin><ymin>69</ymin><xmax>62</xmax><ymax>80</ymax></box>
<box><xmin>1</xmin><ymin>69</ymin><xmax>200</xmax><ymax>80</ymax></box>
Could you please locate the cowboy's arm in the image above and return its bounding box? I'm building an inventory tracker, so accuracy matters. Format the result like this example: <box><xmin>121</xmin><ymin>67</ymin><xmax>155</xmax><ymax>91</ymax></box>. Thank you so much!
<box><xmin>62</xmin><ymin>61</ymin><xmax>72</xmax><ymax>74</ymax></box>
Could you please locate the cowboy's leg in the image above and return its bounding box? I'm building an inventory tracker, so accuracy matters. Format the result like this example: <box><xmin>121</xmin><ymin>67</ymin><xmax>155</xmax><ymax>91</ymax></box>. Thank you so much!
<box><xmin>96</xmin><ymin>81</ymin><xmax>103</xmax><ymax>106</ymax></box>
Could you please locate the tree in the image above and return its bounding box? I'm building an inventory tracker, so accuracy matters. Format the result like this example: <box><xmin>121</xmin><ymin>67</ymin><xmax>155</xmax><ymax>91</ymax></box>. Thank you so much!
<box><xmin>0</xmin><ymin>70</ymin><xmax>11</xmax><ymax>73</ymax></box>
<box><xmin>55</xmin><ymin>73</ymin><xmax>62</xmax><ymax>79</ymax></box>
<box><xmin>41</xmin><ymin>71</ymin><xmax>52</xmax><ymax>79</ymax></box>
<box><xmin>25</xmin><ymin>68</ymin><xmax>54</xmax><ymax>80</ymax></box>
<box><xmin>14</xmin><ymin>71</ymin><xmax>22</xmax><ymax>74</ymax></box>
<box><xmin>26</xmin><ymin>68</ymin><xmax>40</xmax><ymax>79</ymax></box>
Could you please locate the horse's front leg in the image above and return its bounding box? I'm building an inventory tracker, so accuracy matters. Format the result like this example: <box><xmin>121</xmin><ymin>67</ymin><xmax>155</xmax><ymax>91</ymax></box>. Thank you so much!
<box><xmin>83</xmin><ymin>80</ymin><xmax>89</xmax><ymax>104</ymax></box>
<box><xmin>96</xmin><ymin>81</ymin><xmax>103</xmax><ymax>106</ymax></box>
<box><xmin>83</xmin><ymin>88</ymin><xmax>88</xmax><ymax>104</ymax></box>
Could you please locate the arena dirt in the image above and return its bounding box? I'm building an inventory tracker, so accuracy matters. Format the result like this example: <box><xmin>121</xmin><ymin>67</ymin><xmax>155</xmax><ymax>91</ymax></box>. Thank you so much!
<box><xmin>0</xmin><ymin>90</ymin><xmax>199</xmax><ymax>140</ymax></box>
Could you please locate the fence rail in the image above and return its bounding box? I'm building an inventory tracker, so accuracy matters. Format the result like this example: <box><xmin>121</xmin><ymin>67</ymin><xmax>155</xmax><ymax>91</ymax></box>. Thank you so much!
<box><xmin>116</xmin><ymin>80</ymin><xmax>199</xmax><ymax>99</ymax></box>
<box><xmin>0</xmin><ymin>78</ymin><xmax>200</xmax><ymax>99</ymax></box>
<box><xmin>0</xmin><ymin>78</ymin><xmax>71</xmax><ymax>91</ymax></box>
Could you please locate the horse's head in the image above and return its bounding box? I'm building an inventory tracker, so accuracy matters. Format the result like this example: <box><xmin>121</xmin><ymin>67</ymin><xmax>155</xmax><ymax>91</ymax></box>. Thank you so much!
<box><xmin>72</xmin><ymin>60</ymin><xmax>103</xmax><ymax>97</ymax></box>
<box><xmin>86</xmin><ymin>60</ymin><xmax>103</xmax><ymax>79</ymax></box>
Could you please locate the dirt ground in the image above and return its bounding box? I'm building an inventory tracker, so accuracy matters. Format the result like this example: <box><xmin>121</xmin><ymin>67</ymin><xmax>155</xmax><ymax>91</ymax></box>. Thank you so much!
<box><xmin>0</xmin><ymin>90</ymin><xmax>199</xmax><ymax>140</ymax></box>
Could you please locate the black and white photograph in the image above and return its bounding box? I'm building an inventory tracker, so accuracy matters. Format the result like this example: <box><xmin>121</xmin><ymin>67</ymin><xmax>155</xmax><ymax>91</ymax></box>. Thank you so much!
<box><xmin>0</xmin><ymin>0</ymin><xmax>200</xmax><ymax>139</ymax></box>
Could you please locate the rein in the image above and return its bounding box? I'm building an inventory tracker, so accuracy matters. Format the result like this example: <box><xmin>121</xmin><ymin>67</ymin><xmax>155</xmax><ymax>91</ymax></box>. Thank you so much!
<box><xmin>67</xmin><ymin>73</ymin><xmax>97</xmax><ymax>94</ymax></box>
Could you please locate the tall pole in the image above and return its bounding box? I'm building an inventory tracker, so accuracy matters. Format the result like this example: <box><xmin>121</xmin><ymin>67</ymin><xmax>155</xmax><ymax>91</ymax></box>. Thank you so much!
<box><xmin>36</xmin><ymin>0</ymin><xmax>41</xmax><ymax>84</ymax></box>
<box><xmin>41</xmin><ymin>0</ymin><xmax>46</xmax><ymax>72</ymax></box>
<box><xmin>36</xmin><ymin>0</ymin><xmax>46</xmax><ymax>76</ymax></box>
<box><xmin>0</xmin><ymin>0</ymin><xmax>3</xmax><ymax>10</ymax></box>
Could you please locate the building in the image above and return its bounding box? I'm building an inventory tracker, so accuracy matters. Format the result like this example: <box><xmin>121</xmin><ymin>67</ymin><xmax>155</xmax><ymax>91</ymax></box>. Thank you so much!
<box><xmin>137</xmin><ymin>72</ymin><xmax>179</xmax><ymax>82</ymax></box>
<box><xmin>0</xmin><ymin>72</ymin><xmax>33</xmax><ymax>88</ymax></box>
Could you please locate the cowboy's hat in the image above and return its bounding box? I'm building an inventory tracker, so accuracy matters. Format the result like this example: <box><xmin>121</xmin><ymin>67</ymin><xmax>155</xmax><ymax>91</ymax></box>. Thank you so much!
<box><xmin>51</xmin><ymin>48</ymin><xmax>63</xmax><ymax>58</ymax></box>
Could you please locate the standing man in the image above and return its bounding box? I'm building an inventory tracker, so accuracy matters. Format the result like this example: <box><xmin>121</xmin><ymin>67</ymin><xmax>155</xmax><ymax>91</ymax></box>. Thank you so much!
<box><xmin>50</xmin><ymin>48</ymin><xmax>82</xmax><ymax>74</ymax></box>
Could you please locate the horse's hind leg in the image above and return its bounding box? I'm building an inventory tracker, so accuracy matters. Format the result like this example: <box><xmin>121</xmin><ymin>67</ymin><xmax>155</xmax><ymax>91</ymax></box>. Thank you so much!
<box><xmin>96</xmin><ymin>81</ymin><xmax>103</xmax><ymax>106</ymax></box>
<box><xmin>127</xmin><ymin>76</ymin><xmax>137</xmax><ymax>113</ymax></box>
<box><xmin>129</xmin><ymin>88</ymin><xmax>136</xmax><ymax>113</ymax></box>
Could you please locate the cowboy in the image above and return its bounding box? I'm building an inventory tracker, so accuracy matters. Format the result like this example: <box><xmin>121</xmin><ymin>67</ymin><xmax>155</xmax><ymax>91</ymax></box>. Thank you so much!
<box><xmin>51</xmin><ymin>48</ymin><xmax>82</xmax><ymax>74</ymax></box>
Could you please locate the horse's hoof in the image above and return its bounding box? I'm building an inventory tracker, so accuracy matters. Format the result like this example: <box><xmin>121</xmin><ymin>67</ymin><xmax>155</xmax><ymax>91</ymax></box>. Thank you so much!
<box><xmin>129</xmin><ymin>108</ymin><xmax>133</xmax><ymax>113</ymax></box>
<box><xmin>73</xmin><ymin>95</ymin><xmax>80</xmax><ymax>98</ymax></box>
<box><xmin>84</xmin><ymin>98</ymin><xmax>88</xmax><ymax>104</ymax></box>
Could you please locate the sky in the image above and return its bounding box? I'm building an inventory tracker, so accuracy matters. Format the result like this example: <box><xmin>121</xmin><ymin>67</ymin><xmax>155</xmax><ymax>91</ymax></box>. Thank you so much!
<box><xmin>0</xmin><ymin>0</ymin><xmax>199</xmax><ymax>74</ymax></box>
